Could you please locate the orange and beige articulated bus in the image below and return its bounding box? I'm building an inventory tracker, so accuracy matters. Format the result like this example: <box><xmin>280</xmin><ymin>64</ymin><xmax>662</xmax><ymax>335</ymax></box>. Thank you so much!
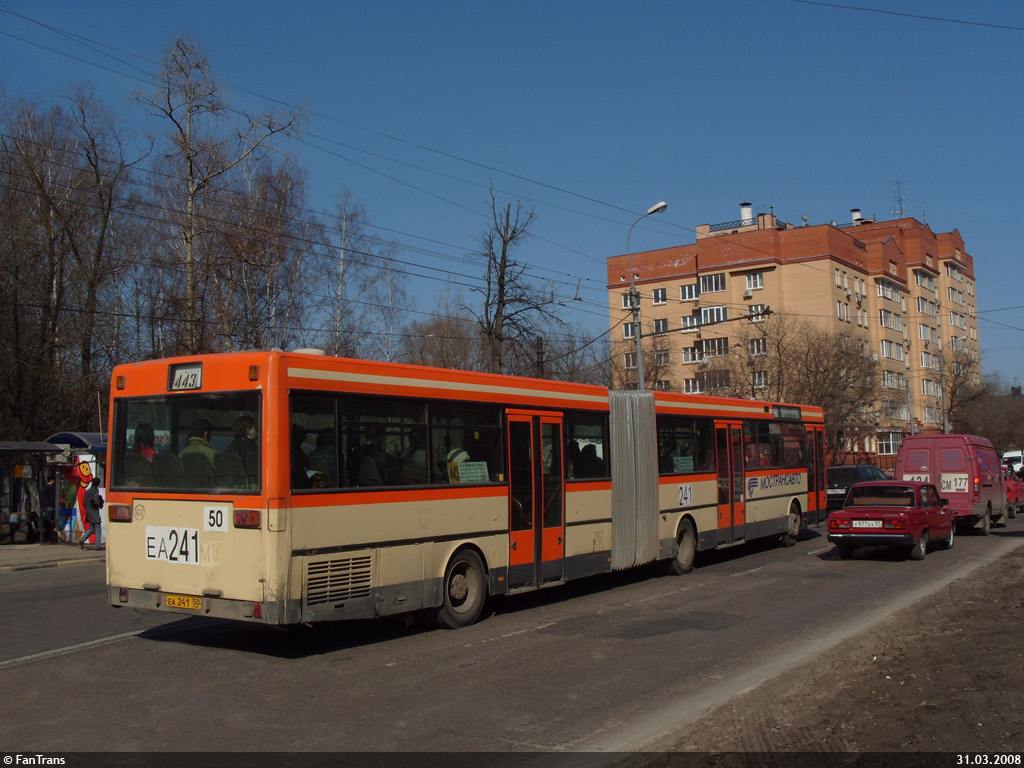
<box><xmin>104</xmin><ymin>350</ymin><xmax>825</xmax><ymax>628</ymax></box>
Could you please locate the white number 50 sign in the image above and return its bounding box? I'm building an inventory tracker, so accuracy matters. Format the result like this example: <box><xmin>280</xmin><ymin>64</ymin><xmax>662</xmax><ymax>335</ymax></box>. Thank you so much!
<box><xmin>203</xmin><ymin>505</ymin><xmax>229</xmax><ymax>532</ymax></box>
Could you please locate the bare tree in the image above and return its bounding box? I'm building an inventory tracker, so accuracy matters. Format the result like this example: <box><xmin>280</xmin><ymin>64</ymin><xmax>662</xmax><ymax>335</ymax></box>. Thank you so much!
<box><xmin>942</xmin><ymin>347</ymin><xmax>986</xmax><ymax>433</ymax></box>
<box><xmin>470</xmin><ymin>188</ymin><xmax>559</xmax><ymax>375</ymax></box>
<box><xmin>137</xmin><ymin>37</ymin><xmax>300</xmax><ymax>354</ymax></box>
<box><xmin>363</xmin><ymin>241</ymin><xmax>407</xmax><ymax>362</ymax></box>
<box><xmin>956</xmin><ymin>374</ymin><xmax>1024</xmax><ymax>454</ymax></box>
<box><xmin>218</xmin><ymin>157</ymin><xmax>322</xmax><ymax>350</ymax></box>
<box><xmin>537</xmin><ymin>320</ymin><xmax>609</xmax><ymax>386</ymax></box>
<box><xmin>702</xmin><ymin>313</ymin><xmax>882</xmax><ymax>463</ymax></box>
<box><xmin>401</xmin><ymin>288</ymin><xmax>483</xmax><ymax>370</ymax></box>
<box><xmin>322</xmin><ymin>191</ymin><xmax>368</xmax><ymax>357</ymax></box>
<box><xmin>0</xmin><ymin>88</ymin><xmax>142</xmax><ymax>437</ymax></box>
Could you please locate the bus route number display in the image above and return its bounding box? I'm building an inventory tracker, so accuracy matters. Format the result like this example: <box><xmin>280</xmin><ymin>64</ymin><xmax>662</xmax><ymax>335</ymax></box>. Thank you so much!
<box><xmin>168</xmin><ymin>363</ymin><xmax>202</xmax><ymax>391</ymax></box>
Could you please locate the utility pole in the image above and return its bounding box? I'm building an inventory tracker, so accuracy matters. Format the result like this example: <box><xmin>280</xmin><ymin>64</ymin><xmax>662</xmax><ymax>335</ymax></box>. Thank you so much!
<box><xmin>905</xmin><ymin>379</ymin><xmax>916</xmax><ymax>435</ymax></box>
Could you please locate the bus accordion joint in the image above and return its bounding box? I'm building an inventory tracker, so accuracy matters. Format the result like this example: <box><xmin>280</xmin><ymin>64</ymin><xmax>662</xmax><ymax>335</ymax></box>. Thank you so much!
<box><xmin>234</xmin><ymin>509</ymin><xmax>261</xmax><ymax>529</ymax></box>
<box><xmin>108</xmin><ymin>504</ymin><xmax>132</xmax><ymax>523</ymax></box>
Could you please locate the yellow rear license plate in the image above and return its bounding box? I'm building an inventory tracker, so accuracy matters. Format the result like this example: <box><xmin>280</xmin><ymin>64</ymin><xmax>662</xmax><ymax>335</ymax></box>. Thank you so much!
<box><xmin>165</xmin><ymin>594</ymin><xmax>202</xmax><ymax>610</ymax></box>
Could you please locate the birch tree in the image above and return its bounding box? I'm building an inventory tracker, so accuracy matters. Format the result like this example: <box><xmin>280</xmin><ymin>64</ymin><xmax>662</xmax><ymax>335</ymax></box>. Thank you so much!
<box><xmin>137</xmin><ymin>37</ymin><xmax>299</xmax><ymax>354</ymax></box>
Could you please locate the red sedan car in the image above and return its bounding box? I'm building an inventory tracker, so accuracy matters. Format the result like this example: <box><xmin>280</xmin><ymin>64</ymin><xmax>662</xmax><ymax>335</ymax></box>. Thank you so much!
<box><xmin>1002</xmin><ymin>466</ymin><xmax>1022</xmax><ymax>521</ymax></box>
<box><xmin>827</xmin><ymin>481</ymin><xmax>955</xmax><ymax>561</ymax></box>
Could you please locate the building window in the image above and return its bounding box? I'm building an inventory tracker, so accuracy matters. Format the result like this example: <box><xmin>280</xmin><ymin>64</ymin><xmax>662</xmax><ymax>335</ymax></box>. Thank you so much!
<box><xmin>752</xmin><ymin>371</ymin><xmax>768</xmax><ymax>389</ymax></box>
<box><xmin>681</xmin><ymin>315</ymin><xmax>699</xmax><ymax>332</ymax></box>
<box><xmin>883</xmin><ymin>401</ymin><xmax>908</xmax><ymax>421</ymax></box>
<box><xmin>745</xmin><ymin>272</ymin><xmax>764</xmax><ymax>290</ymax></box>
<box><xmin>879</xmin><ymin>309</ymin><xmax>902</xmax><ymax>331</ymax></box>
<box><xmin>702</xmin><ymin>337</ymin><xmax>729</xmax><ymax>357</ymax></box>
<box><xmin>698</xmin><ymin>370</ymin><xmax>730</xmax><ymax>391</ymax></box>
<box><xmin>654</xmin><ymin>350</ymin><xmax>669</xmax><ymax>366</ymax></box>
<box><xmin>749</xmin><ymin>337</ymin><xmax>767</xmax><ymax>356</ymax></box>
<box><xmin>655</xmin><ymin>380</ymin><xmax>671</xmax><ymax>391</ymax></box>
<box><xmin>835</xmin><ymin>268</ymin><xmax>841</xmax><ymax>287</ymax></box>
<box><xmin>878</xmin><ymin>432</ymin><xmax>903</xmax><ymax>456</ymax></box>
<box><xmin>682</xmin><ymin>378</ymin><xmax>700</xmax><ymax>394</ymax></box>
<box><xmin>624</xmin><ymin>352</ymin><xmax>636</xmax><ymax>370</ymax></box>
<box><xmin>621</xmin><ymin>292</ymin><xmax>633</xmax><ymax>310</ymax></box>
<box><xmin>701</xmin><ymin>305</ymin><xmax>728</xmax><ymax>326</ymax></box>
<box><xmin>923</xmin><ymin>406</ymin><xmax>941</xmax><ymax>424</ymax></box>
<box><xmin>653</xmin><ymin>318</ymin><xmax>669</xmax><ymax>335</ymax></box>
<box><xmin>680</xmin><ymin>283</ymin><xmax>698</xmax><ymax>301</ymax></box>
<box><xmin>749</xmin><ymin>304</ymin><xmax>767</xmax><ymax>322</ymax></box>
<box><xmin>652</xmin><ymin>287</ymin><xmax>667</xmax><ymax>305</ymax></box>
<box><xmin>880</xmin><ymin>339</ymin><xmax>904</xmax><ymax>361</ymax></box>
<box><xmin>682</xmin><ymin>346</ymin><xmax>702</xmax><ymax>364</ymax></box>
<box><xmin>914</xmin><ymin>270</ymin><xmax>935</xmax><ymax>291</ymax></box>
<box><xmin>700</xmin><ymin>273</ymin><xmax>726</xmax><ymax>293</ymax></box>
<box><xmin>882</xmin><ymin>370</ymin><xmax>905</xmax><ymax>390</ymax></box>
<box><xmin>623</xmin><ymin>323</ymin><xmax>635</xmax><ymax>339</ymax></box>
<box><xmin>878</xmin><ymin>280</ymin><xmax>900</xmax><ymax>301</ymax></box>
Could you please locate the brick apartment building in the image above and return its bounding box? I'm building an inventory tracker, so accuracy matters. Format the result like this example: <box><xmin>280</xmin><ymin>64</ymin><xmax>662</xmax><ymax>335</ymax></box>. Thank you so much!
<box><xmin>606</xmin><ymin>204</ymin><xmax>981</xmax><ymax>464</ymax></box>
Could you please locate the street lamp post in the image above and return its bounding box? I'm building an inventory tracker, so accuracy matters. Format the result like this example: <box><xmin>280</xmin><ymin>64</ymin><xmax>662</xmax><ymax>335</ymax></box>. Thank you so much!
<box><xmin>626</xmin><ymin>201</ymin><xmax>668</xmax><ymax>390</ymax></box>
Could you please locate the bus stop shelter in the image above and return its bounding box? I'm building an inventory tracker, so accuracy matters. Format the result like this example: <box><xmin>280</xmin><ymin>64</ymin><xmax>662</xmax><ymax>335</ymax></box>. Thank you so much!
<box><xmin>0</xmin><ymin>441</ymin><xmax>64</xmax><ymax>542</ymax></box>
<box><xmin>45</xmin><ymin>433</ymin><xmax>107</xmax><ymax>542</ymax></box>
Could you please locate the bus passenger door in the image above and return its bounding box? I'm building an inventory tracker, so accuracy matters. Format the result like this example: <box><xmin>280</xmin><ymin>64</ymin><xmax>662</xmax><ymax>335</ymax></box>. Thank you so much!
<box><xmin>506</xmin><ymin>411</ymin><xmax>565</xmax><ymax>591</ymax></box>
<box><xmin>715</xmin><ymin>422</ymin><xmax>745</xmax><ymax>545</ymax></box>
<box><xmin>805</xmin><ymin>426</ymin><xmax>826</xmax><ymax>525</ymax></box>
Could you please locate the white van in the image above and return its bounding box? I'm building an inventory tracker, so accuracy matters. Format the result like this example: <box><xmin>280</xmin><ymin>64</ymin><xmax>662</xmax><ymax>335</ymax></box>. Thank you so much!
<box><xmin>1002</xmin><ymin>450</ymin><xmax>1023</xmax><ymax>475</ymax></box>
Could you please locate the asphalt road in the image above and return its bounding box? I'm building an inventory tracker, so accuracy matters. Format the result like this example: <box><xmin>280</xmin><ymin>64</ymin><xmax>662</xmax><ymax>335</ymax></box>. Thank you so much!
<box><xmin>2</xmin><ymin>521</ymin><xmax>1021</xmax><ymax>753</ymax></box>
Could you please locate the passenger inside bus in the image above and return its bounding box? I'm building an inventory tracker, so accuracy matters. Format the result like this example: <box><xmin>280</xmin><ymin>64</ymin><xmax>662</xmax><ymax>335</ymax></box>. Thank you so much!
<box><xmin>356</xmin><ymin>426</ymin><xmax>391</xmax><ymax>486</ymax></box>
<box><xmin>132</xmin><ymin>423</ymin><xmax>156</xmax><ymax>463</ymax></box>
<box><xmin>226</xmin><ymin>416</ymin><xmax>258</xmax><ymax>469</ymax></box>
<box><xmin>291</xmin><ymin>424</ymin><xmax>310</xmax><ymax>488</ymax></box>
<box><xmin>309</xmin><ymin>428</ymin><xmax>339</xmax><ymax>486</ymax></box>
<box><xmin>181</xmin><ymin>418</ymin><xmax>218</xmax><ymax>463</ymax></box>
<box><xmin>398</xmin><ymin>429</ymin><xmax>428</xmax><ymax>485</ymax></box>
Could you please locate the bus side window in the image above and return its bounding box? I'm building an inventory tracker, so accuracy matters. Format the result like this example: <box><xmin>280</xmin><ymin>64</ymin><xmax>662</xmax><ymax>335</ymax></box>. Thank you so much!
<box><xmin>565</xmin><ymin>412</ymin><xmax>608</xmax><ymax>480</ymax></box>
<box><xmin>290</xmin><ymin>393</ymin><xmax>340</xmax><ymax>491</ymax></box>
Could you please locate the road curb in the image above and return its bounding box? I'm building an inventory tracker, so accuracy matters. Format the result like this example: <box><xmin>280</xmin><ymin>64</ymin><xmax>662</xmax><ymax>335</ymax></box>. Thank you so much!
<box><xmin>0</xmin><ymin>556</ymin><xmax>105</xmax><ymax>573</ymax></box>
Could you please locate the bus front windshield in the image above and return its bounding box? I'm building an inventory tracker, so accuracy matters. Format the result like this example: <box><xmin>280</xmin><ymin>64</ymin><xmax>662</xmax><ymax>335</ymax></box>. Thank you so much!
<box><xmin>111</xmin><ymin>392</ymin><xmax>261</xmax><ymax>492</ymax></box>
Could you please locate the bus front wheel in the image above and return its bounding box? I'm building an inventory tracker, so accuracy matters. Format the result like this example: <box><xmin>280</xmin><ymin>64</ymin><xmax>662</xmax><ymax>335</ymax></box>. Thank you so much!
<box><xmin>434</xmin><ymin>549</ymin><xmax>487</xmax><ymax>629</ymax></box>
<box><xmin>780</xmin><ymin>504</ymin><xmax>801</xmax><ymax>547</ymax></box>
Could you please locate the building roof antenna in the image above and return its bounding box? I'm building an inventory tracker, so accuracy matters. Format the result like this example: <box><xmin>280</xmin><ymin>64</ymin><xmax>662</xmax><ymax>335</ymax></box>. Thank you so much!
<box><xmin>891</xmin><ymin>180</ymin><xmax>906</xmax><ymax>218</ymax></box>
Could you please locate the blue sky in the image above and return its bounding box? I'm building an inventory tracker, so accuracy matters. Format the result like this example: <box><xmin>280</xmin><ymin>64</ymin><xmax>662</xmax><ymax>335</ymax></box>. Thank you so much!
<box><xmin>3</xmin><ymin>1</ymin><xmax>1024</xmax><ymax>383</ymax></box>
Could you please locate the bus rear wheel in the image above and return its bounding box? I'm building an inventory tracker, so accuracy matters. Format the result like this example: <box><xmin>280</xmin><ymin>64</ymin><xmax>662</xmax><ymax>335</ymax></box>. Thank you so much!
<box><xmin>660</xmin><ymin>519</ymin><xmax>696</xmax><ymax>575</ymax></box>
<box><xmin>434</xmin><ymin>549</ymin><xmax>486</xmax><ymax>629</ymax></box>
